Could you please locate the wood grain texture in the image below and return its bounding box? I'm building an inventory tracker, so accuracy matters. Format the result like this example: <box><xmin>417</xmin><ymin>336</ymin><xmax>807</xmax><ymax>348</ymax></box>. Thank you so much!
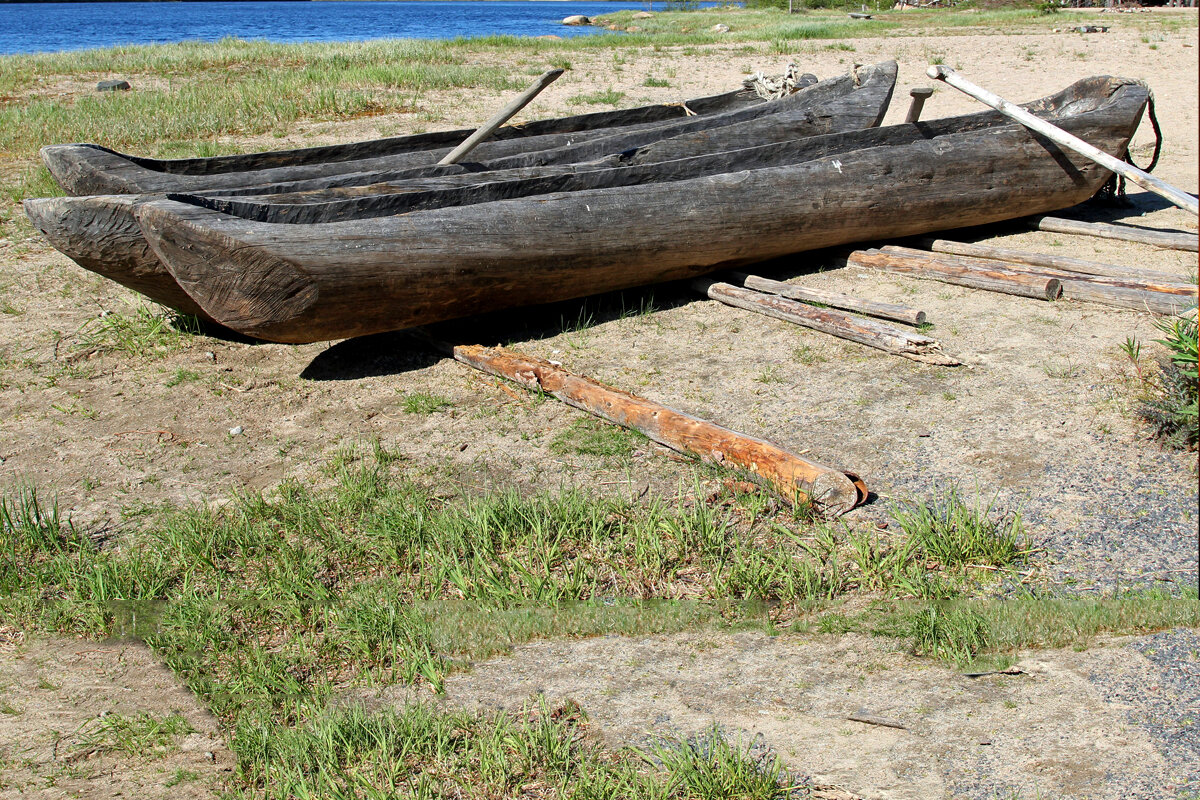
<box><xmin>847</xmin><ymin>250</ymin><xmax>1064</xmax><ymax>300</ymax></box>
<box><xmin>27</xmin><ymin>66</ymin><xmax>897</xmax><ymax>313</ymax></box>
<box><xmin>444</xmin><ymin>343</ymin><xmax>866</xmax><ymax>516</ymax></box>
<box><xmin>1032</xmin><ymin>216</ymin><xmax>1198</xmax><ymax>252</ymax></box>
<box><xmin>42</xmin><ymin>64</ymin><xmax>895</xmax><ymax>196</ymax></box>
<box><xmin>731</xmin><ymin>271</ymin><xmax>926</xmax><ymax>325</ymax></box>
<box><xmin>918</xmin><ymin>237</ymin><xmax>1183</xmax><ymax>282</ymax></box>
<box><xmin>695</xmin><ymin>280</ymin><xmax>954</xmax><ymax>364</ymax></box>
<box><xmin>40</xmin><ymin>83</ymin><xmax>764</xmax><ymax>195</ymax></box>
<box><xmin>134</xmin><ymin>77</ymin><xmax>1146</xmax><ymax>343</ymax></box>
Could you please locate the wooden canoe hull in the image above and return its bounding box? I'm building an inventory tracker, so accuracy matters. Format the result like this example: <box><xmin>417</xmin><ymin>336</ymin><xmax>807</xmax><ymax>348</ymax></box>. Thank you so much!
<box><xmin>135</xmin><ymin>77</ymin><xmax>1148</xmax><ymax>344</ymax></box>
<box><xmin>26</xmin><ymin>64</ymin><xmax>897</xmax><ymax>314</ymax></box>
<box><xmin>40</xmin><ymin>83</ymin><xmax>769</xmax><ymax>196</ymax></box>
<box><xmin>42</xmin><ymin>67</ymin><xmax>879</xmax><ymax>197</ymax></box>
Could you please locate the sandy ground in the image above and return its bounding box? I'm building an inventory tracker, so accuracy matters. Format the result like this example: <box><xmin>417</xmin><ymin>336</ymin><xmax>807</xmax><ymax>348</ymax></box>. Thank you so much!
<box><xmin>0</xmin><ymin>11</ymin><xmax>1197</xmax><ymax>799</ymax></box>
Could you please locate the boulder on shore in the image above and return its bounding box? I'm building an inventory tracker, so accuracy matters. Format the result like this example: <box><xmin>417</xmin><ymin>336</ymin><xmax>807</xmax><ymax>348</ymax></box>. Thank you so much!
<box><xmin>632</xmin><ymin>11</ymin><xmax>654</xmax><ymax>19</ymax></box>
<box><xmin>561</xmin><ymin>14</ymin><xmax>591</xmax><ymax>26</ymax></box>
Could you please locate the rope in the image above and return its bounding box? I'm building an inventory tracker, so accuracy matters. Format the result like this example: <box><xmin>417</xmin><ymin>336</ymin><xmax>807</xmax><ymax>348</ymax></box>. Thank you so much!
<box><xmin>743</xmin><ymin>63</ymin><xmax>810</xmax><ymax>101</ymax></box>
<box><xmin>1096</xmin><ymin>81</ymin><xmax>1162</xmax><ymax>204</ymax></box>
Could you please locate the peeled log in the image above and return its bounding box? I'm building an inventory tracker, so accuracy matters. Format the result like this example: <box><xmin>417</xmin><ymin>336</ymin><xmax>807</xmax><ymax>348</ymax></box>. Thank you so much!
<box><xmin>846</xmin><ymin>249</ymin><xmax>1063</xmax><ymax>301</ymax></box>
<box><xmin>1032</xmin><ymin>216</ymin><xmax>1198</xmax><ymax>252</ymax></box>
<box><xmin>730</xmin><ymin>271</ymin><xmax>926</xmax><ymax>326</ymax></box>
<box><xmin>918</xmin><ymin>237</ymin><xmax>1182</xmax><ymax>282</ymax></box>
<box><xmin>441</xmin><ymin>342</ymin><xmax>866</xmax><ymax>516</ymax></box>
<box><xmin>881</xmin><ymin>245</ymin><xmax>1198</xmax><ymax>314</ymax></box>
<box><xmin>694</xmin><ymin>279</ymin><xmax>958</xmax><ymax>365</ymax></box>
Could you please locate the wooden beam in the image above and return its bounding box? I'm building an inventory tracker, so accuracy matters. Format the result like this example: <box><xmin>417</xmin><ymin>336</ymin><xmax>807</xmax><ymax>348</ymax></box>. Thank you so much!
<box><xmin>693</xmin><ymin>279</ymin><xmax>958</xmax><ymax>365</ymax></box>
<box><xmin>730</xmin><ymin>271</ymin><xmax>927</xmax><ymax>326</ymax></box>
<box><xmin>1032</xmin><ymin>216</ymin><xmax>1198</xmax><ymax>252</ymax></box>
<box><xmin>929</xmin><ymin>65</ymin><xmax>1199</xmax><ymax>216</ymax></box>
<box><xmin>845</xmin><ymin>249</ymin><xmax>1063</xmax><ymax>301</ymax></box>
<box><xmin>882</xmin><ymin>245</ymin><xmax>1197</xmax><ymax>315</ymax></box>
<box><xmin>917</xmin><ymin>237</ymin><xmax>1183</xmax><ymax>282</ymax></box>
<box><xmin>438</xmin><ymin>69</ymin><xmax>565</xmax><ymax>166</ymax></box>
<box><xmin>433</xmin><ymin>341</ymin><xmax>866</xmax><ymax>516</ymax></box>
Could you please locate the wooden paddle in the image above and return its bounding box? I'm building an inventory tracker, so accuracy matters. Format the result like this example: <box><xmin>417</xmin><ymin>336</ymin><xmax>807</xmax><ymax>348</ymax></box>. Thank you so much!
<box><xmin>437</xmin><ymin>69</ymin><xmax>565</xmax><ymax>166</ymax></box>
<box><xmin>928</xmin><ymin>65</ymin><xmax>1198</xmax><ymax>217</ymax></box>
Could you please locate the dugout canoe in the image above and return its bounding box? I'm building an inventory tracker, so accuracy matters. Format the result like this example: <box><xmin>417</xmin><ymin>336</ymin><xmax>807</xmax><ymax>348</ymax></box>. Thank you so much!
<box><xmin>40</xmin><ymin>65</ymin><xmax>882</xmax><ymax>196</ymax></box>
<box><xmin>41</xmin><ymin>82</ymin><xmax>771</xmax><ymax>196</ymax></box>
<box><xmin>132</xmin><ymin>74</ymin><xmax>1149</xmax><ymax>344</ymax></box>
<box><xmin>25</xmin><ymin>63</ymin><xmax>898</xmax><ymax>318</ymax></box>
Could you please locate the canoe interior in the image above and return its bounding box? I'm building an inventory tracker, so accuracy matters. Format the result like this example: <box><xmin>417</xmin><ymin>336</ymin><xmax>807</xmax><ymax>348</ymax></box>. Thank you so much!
<box><xmin>177</xmin><ymin>75</ymin><xmax>1137</xmax><ymax>227</ymax></box>
<box><xmin>59</xmin><ymin>87</ymin><xmax>765</xmax><ymax>177</ymax></box>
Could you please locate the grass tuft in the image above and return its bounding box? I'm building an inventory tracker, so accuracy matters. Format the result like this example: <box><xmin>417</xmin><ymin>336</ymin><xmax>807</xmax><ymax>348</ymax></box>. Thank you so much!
<box><xmin>891</xmin><ymin>485</ymin><xmax>1030</xmax><ymax>570</ymax></box>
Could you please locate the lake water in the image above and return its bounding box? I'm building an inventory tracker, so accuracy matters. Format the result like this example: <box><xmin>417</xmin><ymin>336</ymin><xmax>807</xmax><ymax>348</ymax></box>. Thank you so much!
<box><xmin>0</xmin><ymin>1</ymin><xmax>729</xmax><ymax>55</ymax></box>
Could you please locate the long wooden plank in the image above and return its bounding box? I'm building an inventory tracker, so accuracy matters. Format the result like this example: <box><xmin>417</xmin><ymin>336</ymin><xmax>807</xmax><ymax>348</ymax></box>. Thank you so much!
<box><xmin>881</xmin><ymin>245</ymin><xmax>1197</xmax><ymax>314</ymax></box>
<box><xmin>918</xmin><ymin>237</ymin><xmax>1182</xmax><ymax>282</ymax></box>
<box><xmin>846</xmin><ymin>250</ymin><xmax>1063</xmax><ymax>301</ymax></box>
<box><xmin>694</xmin><ymin>279</ymin><xmax>958</xmax><ymax>365</ymax></box>
<box><xmin>929</xmin><ymin>65</ymin><xmax>1198</xmax><ymax>216</ymax></box>
<box><xmin>437</xmin><ymin>341</ymin><xmax>866</xmax><ymax>516</ymax></box>
<box><xmin>1032</xmin><ymin>216</ymin><xmax>1198</xmax><ymax>252</ymax></box>
<box><xmin>730</xmin><ymin>271</ymin><xmax>926</xmax><ymax>326</ymax></box>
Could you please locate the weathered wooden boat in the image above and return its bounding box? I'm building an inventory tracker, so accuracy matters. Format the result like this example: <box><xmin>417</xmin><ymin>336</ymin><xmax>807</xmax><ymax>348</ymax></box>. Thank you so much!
<box><xmin>41</xmin><ymin>83</ymin><xmax>771</xmax><ymax>196</ymax></box>
<box><xmin>25</xmin><ymin>63</ymin><xmax>898</xmax><ymax>318</ymax></box>
<box><xmin>131</xmin><ymin>75</ymin><xmax>1148</xmax><ymax>344</ymax></box>
<box><xmin>40</xmin><ymin>65</ymin><xmax>879</xmax><ymax>196</ymax></box>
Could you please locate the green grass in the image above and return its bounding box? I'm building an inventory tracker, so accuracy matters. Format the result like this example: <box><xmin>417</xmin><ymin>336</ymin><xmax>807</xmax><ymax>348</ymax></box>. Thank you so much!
<box><xmin>2</xmin><ymin>459</ymin><xmax>1196</xmax><ymax>794</ymax></box>
<box><xmin>71</xmin><ymin>305</ymin><xmax>200</xmax><ymax>360</ymax></box>
<box><xmin>567</xmin><ymin>88</ymin><xmax>626</xmax><ymax>106</ymax></box>
<box><xmin>73</xmin><ymin>712</ymin><xmax>195</xmax><ymax>758</ymax></box>
<box><xmin>399</xmin><ymin>391</ymin><xmax>454</xmax><ymax>415</ymax></box>
<box><xmin>550</xmin><ymin>417</ymin><xmax>648</xmax><ymax>459</ymax></box>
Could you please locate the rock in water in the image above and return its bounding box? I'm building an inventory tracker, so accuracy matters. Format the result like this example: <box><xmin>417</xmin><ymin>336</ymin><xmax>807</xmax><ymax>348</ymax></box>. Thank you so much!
<box><xmin>561</xmin><ymin>15</ymin><xmax>590</xmax><ymax>25</ymax></box>
<box><xmin>97</xmin><ymin>79</ymin><xmax>131</xmax><ymax>92</ymax></box>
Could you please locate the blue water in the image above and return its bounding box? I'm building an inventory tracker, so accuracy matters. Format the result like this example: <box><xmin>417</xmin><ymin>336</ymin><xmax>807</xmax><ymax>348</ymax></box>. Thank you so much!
<box><xmin>0</xmin><ymin>1</ymin><xmax>728</xmax><ymax>55</ymax></box>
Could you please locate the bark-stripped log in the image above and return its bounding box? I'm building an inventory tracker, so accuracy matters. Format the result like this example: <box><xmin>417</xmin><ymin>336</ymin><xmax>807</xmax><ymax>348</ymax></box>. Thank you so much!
<box><xmin>917</xmin><ymin>237</ymin><xmax>1182</xmax><ymax>282</ymax></box>
<box><xmin>929</xmin><ymin>65</ymin><xmax>1198</xmax><ymax>215</ymax></box>
<box><xmin>1032</xmin><ymin>216</ymin><xmax>1198</xmax><ymax>252</ymax></box>
<box><xmin>730</xmin><ymin>271</ymin><xmax>926</xmax><ymax>325</ymax></box>
<box><xmin>845</xmin><ymin>250</ymin><xmax>1063</xmax><ymax>301</ymax></box>
<box><xmin>880</xmin><ymin>245</ymin><xmax>1198</xmax><ymax>314</ymax></box>
<box><xmin>438</xmin><ymin>69</ymin><xmax>564</xmax><ymax>166</ymax></box>
<box><xmin>438</xmin><ymin>342</ymin><xmax>866</xmax><ymax>516</ymax></box>
<box><xmin>694</xmin><ymin>280</ymin><xmax>958</xmax><ymax>365</ymax></box>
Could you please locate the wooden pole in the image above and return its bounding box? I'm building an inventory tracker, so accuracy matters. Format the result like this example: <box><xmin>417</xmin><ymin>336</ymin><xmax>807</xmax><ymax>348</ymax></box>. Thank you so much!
<box><xmin>846</xmin><ymin>249</ymin><xmax>1063</xmax><ymax>300</ymax></box>
<box><xmin>431</xmin><ymin>340</ymin><xmax>866</xmax><ymax>516</ymax></box>
<box><xmin>1032</xmin><ymin>216</ymin><xmax>1198</xmax><ymax>253</ymax></box>
<box><xmin>918</xmin><ymin>237</ymin><xmax>1183</xmax><ymax>282</ymax></box>
<box><xmin>730</xmin><ymin>271</ymin><xmax>927</xmax><ymax>326</ymax></box>
<box><xmin>437</xmin><ymin>69</ymin><xmax>565</xmax><ymax>166</ymax></box>
<box><xmin>881</xmin><ymin>245</ymin><xmax>1198</xmax><ymax>315</ymax></box>
<box><xmin>927</xmin><ymin>65</ymin><xmax>1199</xmax><ymax>217</ymax></box>
<box><xmin>905</xmin><ymin>87</ymin><xmax>934</xmax><ymax>123</ymax></box>
<box><xmin>693</xmin><ymin>279</ymin><xmax>958</xmax><ymax>365</ymax></box>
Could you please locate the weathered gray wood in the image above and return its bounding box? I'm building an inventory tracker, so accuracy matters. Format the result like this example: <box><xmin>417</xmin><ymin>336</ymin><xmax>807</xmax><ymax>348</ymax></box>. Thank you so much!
<box><xmin>918</xmin><ymin>237</ymin><xmax>1183</xmax><ymax>281</ymax></box>
<box><xmin>132</xmin><ymin>75</ymin><xmax>1146</xmax><ymax>343</ymax></box>
<box><xmin>730</xmin><ymin>271</ymin><xmax>926</xmax><ymax>325</ymax></box>
<box><xmin>905</xmin><ymin>87</ymin><xmax>934</xmax><ymax>123</ymax></box>
<box><xmin>1032</xmin><ymin>216</ymin><xmax>1199</xmax><ymax>252</ymax></box>
<box><xmin>694</xmin><ymin>280</ymin><xmax>957</xmax><ymax>364</ymax></box>
<box><xmin>929</xmin><ymin>65</ymin><xmax>1198</xmax><ymax>216</ymax></box>
<box><xmin>437</xmin><ymin>69</ymin><xmax>564</xmax><ymax>166</ymax></box>
<box><xmin>439</xmin><ymin>341</ymin><xmax>865</xmax><ymax>515</ymax></box>
<box><xmin>44</xmin><ymin>64</ymin><xmax>896</xmax><ymax>196</ymax></box>
<box><xmin>40</xmin><ymin>83</ymin><xmax>764</xmax><ymax>195</ymax></box>
<box><xmin>848</xmin><ymin>250</ymin><xmax>1064</xmax><ymax>300</ymax></box>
